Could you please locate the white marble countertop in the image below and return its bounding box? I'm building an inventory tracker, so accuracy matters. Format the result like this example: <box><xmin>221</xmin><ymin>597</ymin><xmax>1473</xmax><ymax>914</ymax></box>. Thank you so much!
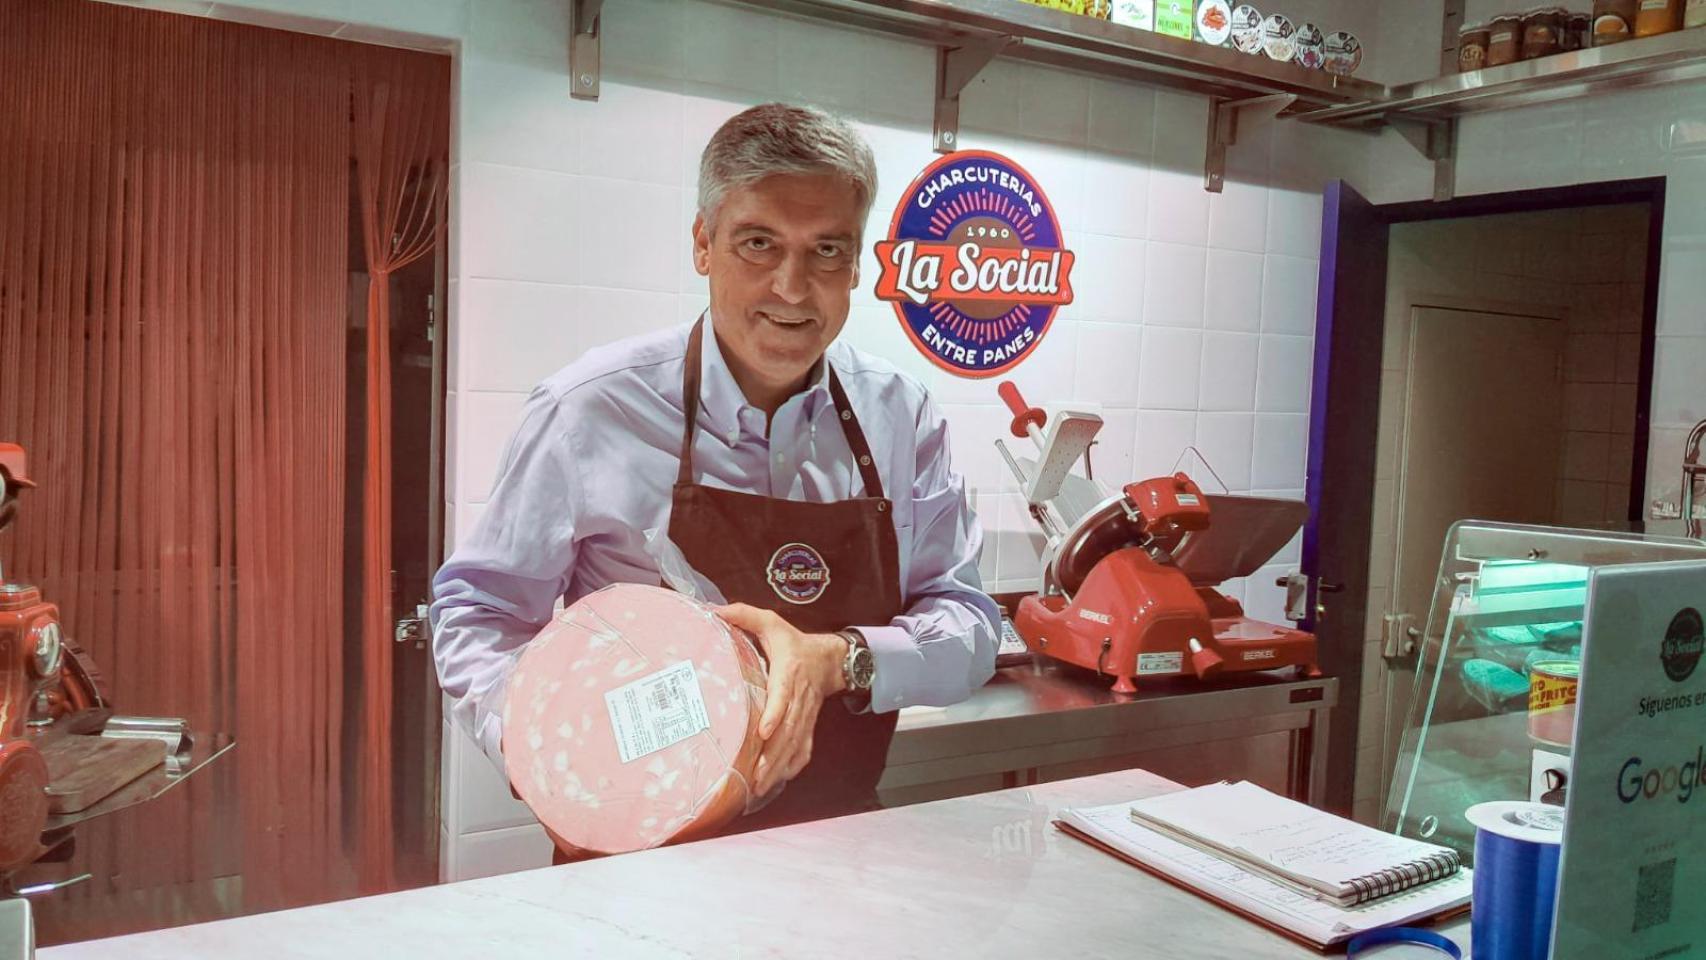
<box><xmin>41</xmin><ymin>769</ymin><xmax>1470</xmax><ymax>959</ymax></box>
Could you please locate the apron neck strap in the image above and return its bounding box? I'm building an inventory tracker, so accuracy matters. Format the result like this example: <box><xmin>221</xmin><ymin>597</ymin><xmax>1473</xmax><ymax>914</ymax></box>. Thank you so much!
<box><xmin>678</xmin><ymin>318</ymin><xmax>887</xmax><ymax>500</ymax></box>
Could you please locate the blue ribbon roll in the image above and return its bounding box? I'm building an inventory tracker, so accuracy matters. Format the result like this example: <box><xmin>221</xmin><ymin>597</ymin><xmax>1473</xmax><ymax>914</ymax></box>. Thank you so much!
<box><xmin>1467</xmin><ymin>801</ymin><xmax>1565</xmax><ymax>960</ymax></box>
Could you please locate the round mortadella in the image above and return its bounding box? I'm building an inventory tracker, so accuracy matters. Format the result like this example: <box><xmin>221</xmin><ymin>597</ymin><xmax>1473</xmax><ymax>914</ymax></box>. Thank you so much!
<box><xmin>502</xmin><ymin>583</ymin><xmax>768</xmax><ymax>856</ymax></box>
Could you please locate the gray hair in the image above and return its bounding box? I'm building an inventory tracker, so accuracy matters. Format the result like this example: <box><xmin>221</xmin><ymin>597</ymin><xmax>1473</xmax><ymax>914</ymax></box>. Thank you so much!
<box><xmin>696</xmin><ymin>103</ymin><xmax>878</xmax><ymax>237</ymax></box>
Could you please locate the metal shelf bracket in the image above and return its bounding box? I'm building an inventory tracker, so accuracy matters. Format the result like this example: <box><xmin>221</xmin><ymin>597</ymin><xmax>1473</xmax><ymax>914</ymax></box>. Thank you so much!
<box><xmin>1205</xmin><ymin>93</ymin><xmax>1296</xmax><ymax>193</ymax></box>
<box><xmin>569</xmin><ymin>0</ymin><xmax>605</xmax><ymax>101</ymax></box>
<box><xmin>1391</xmin><ymin>117</ymin><xmax>1457</xmax><ymax>202</ymax></box>
<box><xmin>934</xmin><ymin>38</ymin><xmax>1016</xmax><ymax>153</ymax></box>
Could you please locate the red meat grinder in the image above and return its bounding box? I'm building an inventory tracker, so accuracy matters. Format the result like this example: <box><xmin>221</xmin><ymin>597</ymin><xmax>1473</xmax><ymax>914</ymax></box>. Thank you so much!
<box><xmin>995</xmin><ymin>384</ymin><xmax>1318</xmax><ymax>694</ymax></box>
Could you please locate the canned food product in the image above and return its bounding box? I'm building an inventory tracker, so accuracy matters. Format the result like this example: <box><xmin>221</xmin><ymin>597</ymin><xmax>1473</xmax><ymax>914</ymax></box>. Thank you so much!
<box><xmin>1593</xmin><ymin>0</ymin><xmax>1637</xmax><ymax>43</ymax></box>
<box><xmin>1195</xmin><ymin>0</ymin><xmax>1233</xmax><ymax>45</ymax></box>
<box><xmin>1229</xmin><ymin>4</ymin><xmax>1264</xmax><ymax>53</ymax></box>
<box><xmin>1294</xmin><ymin>22</ymin><xmax>1325</xmax><ymax>68</ymax></box>
<box><xmin>1261</xmin><ymin>12</ymin><xmax>1296</xmax><ymax>61</ymax></box>
<box><xmin>1635</xmin><ymin>0</ymin><xmax>1683</xmax><ymax>35</ymax></box>
<box><xmin>1528</xmin><ymin>660</ymin><xmax>1580</xmax><ymax>747</ymax></box>
<box><xmin>1459</xmin><ymin>23</ymin><xmax>1491</xmax><ymax>71</ymax></box>
<box><xmin>1522</xmin><ymin>6</ymin><xmax>1564</xmax><ymax>59</ymax></box>
<box><xmin>1110</xmin><ymin>0</ymin><xmax>1155</xmax><ymax>29</ymax></box>
<box><xmin>1323</xmin><ymin>30</ymin><xmax>1362</xmax><ymax>75</ymax></box>
<box><xmin>1083</xmin><ymin>0</ymin><xmax>1112</xmax><ymax>17</ymax></box>
<box><xmin>1488</xmin><ymin>13</ymin><xmax>1524</xmax><ymax>65</ymax></box>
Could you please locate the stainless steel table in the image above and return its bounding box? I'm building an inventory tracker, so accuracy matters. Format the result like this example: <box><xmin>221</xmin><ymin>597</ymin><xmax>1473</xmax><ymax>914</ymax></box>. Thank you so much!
<box><xmin>40</xmin><ymin>768</ymin><xmax>1468</xmax><ymax>960</ymax></box>
<box><xmin>882</xmin><ymin>658</ymin><xmax>1336</xmax><ymax>808</ymax></box>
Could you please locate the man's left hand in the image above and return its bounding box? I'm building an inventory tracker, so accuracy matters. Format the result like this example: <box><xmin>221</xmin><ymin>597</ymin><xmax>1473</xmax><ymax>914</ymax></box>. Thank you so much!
<box><xmin>714</xmin><ymin>603</ymin><xmax>848</xmax><ymax>797</ymax></box>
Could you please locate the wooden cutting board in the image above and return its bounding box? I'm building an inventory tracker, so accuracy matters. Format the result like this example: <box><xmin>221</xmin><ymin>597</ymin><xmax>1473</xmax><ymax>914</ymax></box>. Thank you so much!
<box><xmin>41</xmin><ymin>735</ymin><xmax>167</xmax><ymax>814</ymax></box>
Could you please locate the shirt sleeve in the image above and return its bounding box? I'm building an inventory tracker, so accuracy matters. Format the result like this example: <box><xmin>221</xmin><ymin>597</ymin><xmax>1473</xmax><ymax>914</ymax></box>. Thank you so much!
<box><xmin>855</xmin><ymin>391</ymin><xmax>1000</xmax><ymax>713</ymax></box>
<box><xmin>430</xmin><ymin>387</ymin><xmax>580</xmax><ymax>768</ymax></box>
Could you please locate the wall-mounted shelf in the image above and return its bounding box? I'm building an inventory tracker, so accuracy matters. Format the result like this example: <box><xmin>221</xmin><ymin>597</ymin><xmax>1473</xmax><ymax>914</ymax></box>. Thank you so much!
<box><xmin>738</xmin><ymin>0</ymin><xmax>1386</xmax><ymax>107</ymax></box>
<box><xmin>565</xmin><ymin>0</ymin><xmax>1706</xmax><ymax>197</ymax></box>
<box><xmin>1299</xmin><ymin>27</ymin><xmax>1706</xmax><ymax>127</ymax></box>
<box><xmin>731</xmin><ymin>0</ymin><xmax>1384</xmax><ymax>191</ymax></box>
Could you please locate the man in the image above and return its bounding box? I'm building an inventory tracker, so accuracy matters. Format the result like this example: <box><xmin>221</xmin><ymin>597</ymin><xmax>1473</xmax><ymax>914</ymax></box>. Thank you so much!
<box><xmin>431</xmin><ymin>103</ymin><xmax>998</xmax><ymax>840</ymax></box>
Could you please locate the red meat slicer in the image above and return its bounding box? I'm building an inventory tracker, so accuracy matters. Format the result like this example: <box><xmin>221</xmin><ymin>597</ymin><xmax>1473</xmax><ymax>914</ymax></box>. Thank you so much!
<box><xmin>0</xmin><ymin>443</ymin><xmax>110</xmax><ymax>880</ymax></box>
<box><xmin>994</xmin><ymin>384</ymin><xmax>1318</xmax><ymax>694</ymax></box>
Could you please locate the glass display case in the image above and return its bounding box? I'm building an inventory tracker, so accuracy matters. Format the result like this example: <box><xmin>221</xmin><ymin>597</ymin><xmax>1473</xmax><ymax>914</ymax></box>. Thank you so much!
<box><xmin>1382</xmin><ymin>521</ymin><xmax>1706</xmax><ymax>863</ymax></box>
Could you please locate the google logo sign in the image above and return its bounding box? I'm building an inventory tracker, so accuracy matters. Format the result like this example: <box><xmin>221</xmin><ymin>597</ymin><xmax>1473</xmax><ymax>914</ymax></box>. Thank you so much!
<box><xmin>1618</xmin><ymin>748</ymin><xmax>1706</xmax><ymax>804</ymax></box>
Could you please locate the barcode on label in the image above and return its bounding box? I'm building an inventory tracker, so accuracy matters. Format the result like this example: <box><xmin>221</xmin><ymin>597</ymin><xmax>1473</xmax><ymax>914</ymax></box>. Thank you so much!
<box><xmin>1632</xmin><ymin>858</ymin><xmax>1675</xmax><ymax>933</ymax></box>
<box><xmin>605</xmin><ymin>660</ymin><xmax>711</xmax><ymax>764</ymax></box>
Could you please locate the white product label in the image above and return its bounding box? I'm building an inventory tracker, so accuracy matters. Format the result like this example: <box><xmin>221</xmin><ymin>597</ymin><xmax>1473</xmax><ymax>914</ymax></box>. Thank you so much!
<box><xmin>1110</xmin><ymin>0</ymin><xmax>1154</xmax><ymax>29</ymax></box>
<box><xmin>1137</xmin><ymin>651</ymin><xmax>1184</xmax><ymax>675</ymax></box>
<box><xmin>1241</xmin><ymin>648</ymin><xmax>1278</xmax><ymax>661</ymax></box>
<box><xmin>1176</xmin><ymin>493</ymin><xmax>1201</xmax><ymax>506</ymax></box>
<box><xmin>604</xmin><ymin>660</ymin><xmax>711</xmax><ymax>764</ymax></box>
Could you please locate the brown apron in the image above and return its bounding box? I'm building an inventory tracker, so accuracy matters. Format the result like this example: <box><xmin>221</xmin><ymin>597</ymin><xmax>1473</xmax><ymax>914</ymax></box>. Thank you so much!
<box><xmin>549</xmin><ymin>321</ymin><xmax>906</xmax><ymax>863</ymax></box>
<box><xmin>670</xmin><ymin>319</ymin><xmax>904</xmax><ymax>832</ymax></box>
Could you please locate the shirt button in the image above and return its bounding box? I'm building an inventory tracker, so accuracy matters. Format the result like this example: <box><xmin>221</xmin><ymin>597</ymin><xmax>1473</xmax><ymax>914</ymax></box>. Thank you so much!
<box><xmin>774</xmin><ymin>453</ymin><xmax>785</xmax><ymax>464</ymax></box>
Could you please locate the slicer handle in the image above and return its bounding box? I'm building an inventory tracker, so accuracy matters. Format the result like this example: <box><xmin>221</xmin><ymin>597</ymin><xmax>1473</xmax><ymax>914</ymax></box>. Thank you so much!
<box><xmin>997</xmin><ymin>381</ymin><xmax>1047</xmax><ymax>440</ymax></box>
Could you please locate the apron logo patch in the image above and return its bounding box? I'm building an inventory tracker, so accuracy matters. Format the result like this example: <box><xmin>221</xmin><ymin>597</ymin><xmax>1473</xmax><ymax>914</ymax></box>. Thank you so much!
<box><xmin>767</xmin><ymin>543</ymin><xmax>831</xmax><ymax>605</ymax></box>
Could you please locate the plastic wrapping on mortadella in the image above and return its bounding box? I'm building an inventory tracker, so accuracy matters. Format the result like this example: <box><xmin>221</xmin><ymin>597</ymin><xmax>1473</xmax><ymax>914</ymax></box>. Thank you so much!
<box><xmin>502</xmin><ymin>582</ymin><xmax>767</xmax><ymax>857</ymax></box>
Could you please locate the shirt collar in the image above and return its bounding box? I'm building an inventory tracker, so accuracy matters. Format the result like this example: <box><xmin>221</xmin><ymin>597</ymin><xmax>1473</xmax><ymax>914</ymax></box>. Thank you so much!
<box><xmin>697</xmin><ymin>315</ymin><xmax>833</xmax><ymax>439</ymax></box>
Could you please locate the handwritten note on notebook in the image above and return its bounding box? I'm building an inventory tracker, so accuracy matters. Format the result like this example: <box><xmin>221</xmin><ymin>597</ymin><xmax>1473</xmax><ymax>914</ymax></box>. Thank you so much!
<box><xmin>1127</xmin><ymin>781</ymin><xmax>1461</xmax><ymax>906</ymax></box>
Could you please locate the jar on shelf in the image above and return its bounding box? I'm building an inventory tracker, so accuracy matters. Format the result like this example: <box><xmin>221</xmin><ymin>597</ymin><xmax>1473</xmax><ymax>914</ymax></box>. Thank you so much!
<box><xmin>1487</xmin><ymin>13</ymin><xmax>1525</xmax><ymax>65</ymax></box>
<box><xmin>1458</xmin><ymin>22</ymin><xmax>1491</xmax><ymax>70</ymax></box>
<box><xmin>1521</xmin><ymin>6</ymin><xmax>1565</xmax><ymax>58</ymax></box>
<box><xmin>1565</xmin><ymin>12</ymin><xmax>1592</xmax><ymax>49</ymax></box>
<box><xmin>1593</xmin><ymin>0</ymin><xmax>1638</xmax><ymax>43</ymax></box>
<box><xmin>1635</xmin><ymin>0</ymin><xmax>1683</xmax><ymax>35</ymax></box>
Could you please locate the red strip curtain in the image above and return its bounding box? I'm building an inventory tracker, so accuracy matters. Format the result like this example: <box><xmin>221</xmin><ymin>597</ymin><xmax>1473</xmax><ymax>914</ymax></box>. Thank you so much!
<box><xmin>0</xmin><ymin>0</ymin><xmax>446</xmax><ymax>933</ymax></box>
<box><xmin>352</xmin><ymin>46</ymin><xmax>450</xmax><ymax>896</ymax></box>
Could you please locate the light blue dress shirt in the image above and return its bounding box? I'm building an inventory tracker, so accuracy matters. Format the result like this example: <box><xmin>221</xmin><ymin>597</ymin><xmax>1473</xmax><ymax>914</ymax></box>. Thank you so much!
<box><xmin>431</xmin><ymin>320</ymin><xmax>1000</xmax><ymax>765</ymax></box>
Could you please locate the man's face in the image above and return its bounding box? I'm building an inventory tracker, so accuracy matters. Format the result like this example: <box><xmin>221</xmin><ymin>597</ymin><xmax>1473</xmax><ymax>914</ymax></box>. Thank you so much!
<box><xmin>693</xmin><ymin>172</ymin><xmax>863</xmax><ymax>397</ymax></box>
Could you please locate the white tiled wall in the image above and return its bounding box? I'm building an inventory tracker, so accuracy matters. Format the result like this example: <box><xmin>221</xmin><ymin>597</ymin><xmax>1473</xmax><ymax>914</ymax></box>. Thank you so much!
<box><xmin>118</xmin><ymin>0</ymin><xmax>1387</xmax><ymax>879</ymax></box>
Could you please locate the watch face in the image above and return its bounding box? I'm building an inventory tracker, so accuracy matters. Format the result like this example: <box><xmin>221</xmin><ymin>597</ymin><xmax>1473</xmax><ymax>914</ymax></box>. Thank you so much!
<box><xmin>853</xmin><ymin>647</ymin><xmax>875</xmax><ymax>690</ymax></box>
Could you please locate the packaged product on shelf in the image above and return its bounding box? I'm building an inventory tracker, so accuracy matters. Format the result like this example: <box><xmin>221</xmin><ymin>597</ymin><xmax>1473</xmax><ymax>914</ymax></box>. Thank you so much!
<box><xmin>1261</xmin><ymin>12</ymin><xmax>1296</xmax><ymax>61</ymax></box>
<box><xmin>1229</xmin><ymin>4</ymin><xmax>1264</xmax><ymax>53</ymax></box>
<box><xmin>1564</xmin><ymin>12</ymin><xmax>1591</xmax><ymax>49</ymax></box>
<box><xmin>1634</xmin><ymin>0</ymin><xmax>1683</xmax><ymax>35</ymax></box>
<box><xmin>1110</xmin><ymin>0</ymin><xmax>1156</xmax><ymax>28</ymax></box>
<box><xmin>1294</xmin><ymin>21</ymin><xmax>1325</xmax><ymax>68</ymax></box>
<box><xmin>1592</xmin><ymin>0</ymin><xmax>1638</xmax><ymax>43</ymax></box>
<box><xmin>1458</xmin><ymin>23</ymin><xmax>1491</xmax><ymax>70</ymax></box>
<box><xmin>1155</xmin><ymin>0</ymin><xmax>1194</xmax><ymax>38</ymax></box>
<box><xmin>1323</xmin><ymin>30</ymin><xmax>1363</xmax><ymax>75</ymax></box>
<box><xmin>1521</xmin><ymin>6</ymin><xmax>1564</xmax><ymax>59</ymax></box>
<box><xmin>1487</xmin><ymin>13</ymin><xmax>1524</xmax><ymax>64</ymax></box>
<box><xmin>1195</xmin><ymin>0</ymin><xmax>1233</xmax><ymax>45</ymax></box>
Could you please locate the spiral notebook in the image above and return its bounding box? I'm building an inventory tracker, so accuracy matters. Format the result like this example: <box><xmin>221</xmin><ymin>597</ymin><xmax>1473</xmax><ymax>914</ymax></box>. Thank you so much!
<box><xmin>1055</xmin><ymin>802</ymin><xmax>1471</xmax><ymax>949</ymax></box>
<box><xmin>1126</xmin><ymin>781</ymin><xmax>1462</xmax><ymax>908</ymax></box>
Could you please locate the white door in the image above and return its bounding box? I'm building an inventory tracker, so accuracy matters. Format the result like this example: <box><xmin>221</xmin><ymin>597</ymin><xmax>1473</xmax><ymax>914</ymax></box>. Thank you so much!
<box><xmin>1381</xmin><ymin>306</ymin><xmax>1566</xmax><ymax>800</ymax></box>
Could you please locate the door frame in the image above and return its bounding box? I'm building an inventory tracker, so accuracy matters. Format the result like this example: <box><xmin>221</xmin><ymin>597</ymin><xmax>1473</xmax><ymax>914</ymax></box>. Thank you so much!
<box><xmin>1376</xmin><ymin>177</ymin><xmax>1666</xmax><ymax>521</ymax></box>
<box><xmin>1307</xmin><ymin>176</ymin><xmax>1667</xmax><ymax>816</ymax></box>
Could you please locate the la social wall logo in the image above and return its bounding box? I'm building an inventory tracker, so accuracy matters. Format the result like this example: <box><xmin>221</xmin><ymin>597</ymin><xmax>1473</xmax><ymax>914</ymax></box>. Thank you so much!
<box><xmin>875</xmin><ymin>151</ymin><xmax>1075</xmax><ymax>378</ymax></box>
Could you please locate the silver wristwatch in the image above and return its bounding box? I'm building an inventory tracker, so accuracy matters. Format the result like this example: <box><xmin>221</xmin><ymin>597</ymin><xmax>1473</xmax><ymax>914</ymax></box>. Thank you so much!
<box><xmin>838</xmin><ymin>628</ymin><xmax>874</xmax><ymax>695</ymax></box>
